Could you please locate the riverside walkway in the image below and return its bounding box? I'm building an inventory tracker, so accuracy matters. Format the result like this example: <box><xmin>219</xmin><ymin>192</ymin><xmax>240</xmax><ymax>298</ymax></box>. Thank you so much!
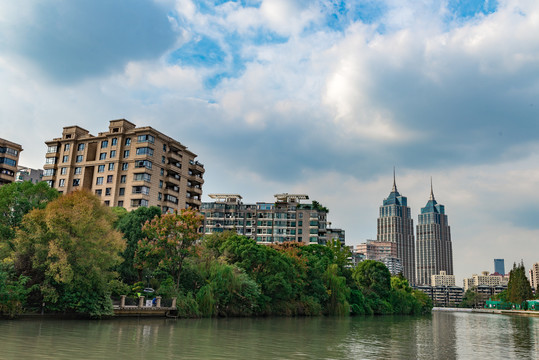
<box><xmin>113</xmin><ymin>295</ymin><xmax>177</xmax><ymax>317</ymax></box>
<box><xmin>433</xmin><ymin>307</ymin><xmax>539</xmax><ymax>317</ymax></box>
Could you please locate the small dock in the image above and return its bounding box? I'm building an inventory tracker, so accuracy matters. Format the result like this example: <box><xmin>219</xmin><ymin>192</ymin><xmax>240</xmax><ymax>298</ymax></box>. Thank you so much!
<box><xmin>113</xmin><ymin>295</ymin><xmax>177</xmax><ymax>317</ymax></box>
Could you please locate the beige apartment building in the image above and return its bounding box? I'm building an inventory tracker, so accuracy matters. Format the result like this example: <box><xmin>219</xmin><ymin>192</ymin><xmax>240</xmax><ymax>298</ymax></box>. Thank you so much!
<box><xmin>529</xmin><ymin>262</ymin><xmax>539</xmax><ymax>291</ymax></box>
<box><xmin>463</xmin><ymin>271</ymin><xmax>509</xmax><ymax>291</ymax></box>
<box><xmin>355</xmin><ymin>240</ymin><xmax>397</xmax><ymax>261</ymax></box>
<box><xmin>0</xmin><ymin>138</ymin><xmax>23</xmax><ymax>185</ymax></box>
<box><xmin>431</xmin><ymin>270</ymin><xmax>456</xmax><ymax>286</ymax></box>
<box><xmin>42</xmin><ymin>119</ymin><xmax>204</xmax><ymax>211</ymax></box>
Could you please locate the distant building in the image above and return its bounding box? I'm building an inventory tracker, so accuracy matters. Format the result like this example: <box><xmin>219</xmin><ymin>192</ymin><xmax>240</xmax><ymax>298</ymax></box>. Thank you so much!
<box><xmin>0</xmin><ymin>138</ymin><xmax>23</xmax><ymax>186</ymax></box>
<box><xmin>414</xmin><ymin>285</ymin><xmax>463</xmax><ymax>307</ymax></box>
<box><xmin>416</xmin><ymin>180</ymin><xmax>453</xmax><ymax>285</ymax></box>
<box><xmin>326</xmin><ymin>227</ymin><xmax>346</xmax><ymax>246</ymax></box>
<box><xmin>200</xmin><ymin>193</ymin><xmax>328</xmax><ymax>245</ymax></box>
<box><xmin>431</xmin><ymin>270</ymin><xmax>456</xmax><ymax>287</ymax></box>
<box><xmin>355</xmin><ymin>240</ymin><xmax>397</xmax><ymax>261</ymax></box>
<box><xmin>463</xmin><ymin>271</ymin><xmax>509</xmax><ymax>291</ymax></box>
<box><xmin>529</xmin><ymin>262</ymin><xmax>539</xmax><ymax>291</ymax></box>
<box><xmin>494</xmin><ymin>259</ymin><xmax>505</xmax><ymax>275</ymax></box>
<box><xmin>42</xmin><ymin>119</ymin><xmax>204</xmax><ymax>211</ymax></box>
<box><xmin>377</xmin><ymin>171</ymin><xmax>415</xmax><ymax>284</ymax></box>
<box><xmin>382</xmin><ymin>257</ymin><xmax>403</xmax><ymax>276</ymax></box>
<box><xmin>16</xmin><ymin>166</ymin><xmax>43</xmax><ymax>184</ymax></box>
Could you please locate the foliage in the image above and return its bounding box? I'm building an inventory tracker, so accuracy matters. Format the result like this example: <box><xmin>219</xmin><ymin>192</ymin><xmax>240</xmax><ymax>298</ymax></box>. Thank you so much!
<box><xmin>311</xmin><ymin>200</ymin><xmax>329</xmax><ymax>213</ymax></box>
<box><xmin>0</xmin><ymin>181</ymin><xmax>59</xmax><ymax>257</ymax></box>
<box><xmin>459</xmin><ymin>289</ymin><xmax>481</xmax><ymax>308</ymax></box>
<box><xmin>324</xmin><ymin>263</ymin><xmax>350</xmax><ymax>315</ymax></box>
<box><xmin>507</xmin><ymin>262</ymin><xmax>533</xmax><ymax>304</ymax></box>
<box><xmin>12</xmin><ymin>190</ymin><xmax>125</xmax><ymax>317</ymax></box>
<box><xmin>114</xmin><ymin>206</ymin><xmax>161</xmax><ymax>283</ymax></box>
<box><xmin>135</xmin><ymin>209</ymin><xmax>204</xmax><ymax>289</ymax></box>
<box><xmin>353</xmin><ymin>260</ymin><xmax>391</xmax><ymax>299</ymax></box>
<box><xmin>0</xmin><ymin>263</ymin><xmax>34</xmax><ymax>317</ymax></box>
<box><xmin>107</xmin><ymin>279</ymin><xmax>131</xmax><ymax>297</ymax></box>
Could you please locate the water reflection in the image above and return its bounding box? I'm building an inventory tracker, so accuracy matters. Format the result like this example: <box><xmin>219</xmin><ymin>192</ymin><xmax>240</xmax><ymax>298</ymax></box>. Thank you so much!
<box><xmin>1</xmin><ymin>313</ymin><xmax>538</xmax><ymax>359</ymax></box>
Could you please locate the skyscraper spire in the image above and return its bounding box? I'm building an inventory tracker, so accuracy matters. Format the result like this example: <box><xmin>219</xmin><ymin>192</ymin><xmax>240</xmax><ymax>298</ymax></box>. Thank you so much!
<box><xmin>429</xmin><ymin>177</ymin><xmax>435</xmax><ymax>201</ymax></box>
<box><xmin>392</xmin><ymin>167</ymin><xmax>397</xmax><ymax>192</ymax></box>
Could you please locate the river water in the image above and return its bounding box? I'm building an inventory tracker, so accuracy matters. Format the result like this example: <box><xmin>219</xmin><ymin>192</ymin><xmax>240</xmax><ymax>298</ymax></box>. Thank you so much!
<box><xmin>1</xmin><ymin>311</ymin><xmax>538</xmax><ymax>359</ymax></box>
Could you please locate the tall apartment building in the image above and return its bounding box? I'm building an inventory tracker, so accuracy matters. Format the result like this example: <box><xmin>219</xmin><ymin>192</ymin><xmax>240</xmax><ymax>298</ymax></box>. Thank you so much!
<box><xmin>416</xmin><ymin>181</ymin><xmax>453</xmax><ymax>285</ymax></box>
<box><xmin>42</xmin><ymin>119</ymin><xmax>204</xmax><ymax>211</ymax></box>
<box><xmin>494</xmin><ymin>259</ymin><xmax>505</xmax><ymax>275</ymax></box>
<box><xmin>0</xmin><ymin>138</ymin><xmax>23</xmax><ymax>185</ymax></box>
<box><xmin>377</xmin><ymin>172</ymin><xmax>415</xmax><ymax>284</ymax></box>
<box><xmin>200</xmin><ymin>193</ymin><xmax>328</xmax><ymax>245</ymax></box>
<box><xmin>529</xmin><ymin>262</ymin><xmax>539</xmax><ymax>291</ymax></box>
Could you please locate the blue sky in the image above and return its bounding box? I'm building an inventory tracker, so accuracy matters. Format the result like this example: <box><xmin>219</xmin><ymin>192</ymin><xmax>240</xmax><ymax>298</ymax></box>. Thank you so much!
<box><xmin>1</xmin><ymin>0</ymin><xmax>539</xmax><ymax>282</ymax></box>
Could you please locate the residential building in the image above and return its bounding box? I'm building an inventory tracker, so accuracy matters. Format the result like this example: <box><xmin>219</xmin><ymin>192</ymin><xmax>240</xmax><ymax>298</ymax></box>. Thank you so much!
<box><xmin>494</xmin><ymin>259</ymin><xmax>505</xmax><ymax>275</ymax></box>
<box><xmin>377</xmin><ymin>171</ymin><xmax>415</xmax><ymax>284</ymax></box>
<box><xmin>355</xmin><ymin>240</ymin><xmax>397</xmax><ymax>261</ymax></box>
<box><xmin>382</xmin><ymin>257</ymin><xmax>403</xmax><ymax>276</ymax></box>
<box><xmin>463</xmin><ymin>271</ymin><xmax>509</xmax><ymax>291</ymax></box>
<box><xmin>326</xmin><ymin>227</ymin><xmax>346</xmax><ymax>246</ymax></box>
<box><xmin>529</xmin><ymin>262</ymin><xmax>539</xmax><ymax>291</ymax></box>
<box><xmin>200</xmin><ymin>193</ymin><xmax>328</xmax><ymax>245</ymax></box>
<box><xmin>431</xmin><ymin>271</ymin><xmax>456</xmax><ymax>287</ymax></box>
<box><xmin>0</xmin><ymin>138</ymin><xmax>23</xmax><ymax>185</ymax></box>
<box><xmin>414</xmin><ymin>285</ymin><xmax>463</xmax><ymax>307</ymax></box>
<box><xmin>416</xmin><ymin>180</ymin><xmax>453</xmax><ymax>285</ymax></box>
<box><xmin>42</xmin><ymin>119</ymin><xmax>204</xmax><ymax>211</ymax></box>
<box><xmin>16</xmin><ymin>166</ymin><xmax>43</xmax><ymax>184</ymax></box>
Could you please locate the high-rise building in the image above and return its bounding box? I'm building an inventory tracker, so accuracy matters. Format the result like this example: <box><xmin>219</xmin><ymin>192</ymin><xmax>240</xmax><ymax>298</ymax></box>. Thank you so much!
<box><xmin>377</xmin><ymin>171</ymin><xmax>415</xmax><ymax>284</ymax></box>
<box><xmin>494</xmin><ymin>259</ymin><xmax>505</xmax><ymax>275</ymax></box>
<box><xmin>416</xmin><ymin>180</ymin><xmax>453</xmax><ymax>285</ymax></box>
<box><xmin>42</xmin><ymin>119</ymin><xmax>204</xmax><ymax>211</ymax></box>
<box><xmin>0</xmin><ymin>138</ymin><xmax>23</xmax><ymax>186</ymax></box>
<box><xmin>529</xmin><ymin>262</ymin><xmax>539</xmax><ymax>291</ymax></box>
<box><xmin>200</xmin><ymin>193</ymin><xmax>328</xmax><ymax>245</ymax></box>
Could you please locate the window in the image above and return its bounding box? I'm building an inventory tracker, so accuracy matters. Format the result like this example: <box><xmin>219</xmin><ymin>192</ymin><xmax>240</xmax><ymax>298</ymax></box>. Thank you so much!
<box><xmin>95</xmin><ymin>189</ymin><xmax>102</xmax><ymax>196</ymax></box>
<box><xmin>120</xmin><ymin>175</ymin><xmax>126</xmax><ymax>183</ymax></box>
<box><xmin>98</xmin><ymin>165</ymin><xmax>105</xmax><ymax>173</ymax></box>
<box><xmin>96</xmin><ymin>177</ymin><xmax>104</xmax><ymax>185</ymax></box>
<box><xmin>111</xmin><ymin>138</ymin><xmax>118</xmax><ymax>146</ymax></box>
<box><xmin>61</xmin><ymin>167</ymin><xmax>67</xmax><ymax>175</ymax></box>
<box><xmin>107</xmin><ymin>175</ymin><xmax>113</xmax><ymax>183</ymax></box>
<box><xmin>72</xmin><ymin>179</ymin><xmax>80</xmax><ymax>186</ymax></box>
<box><xmin>46</xmin><ymin>145</ymin><xmax>58</xmax><ymax>153</ymax></box>
<box><xmin>163</xmin><ymin>144</ymin><xmax>167</xmax><ymax>151</ymax></box>
<box><xmin>104</xmin><ymin>201</ymin><xmax>110</xmax><ymax>206</ymax></box>
<box><xmin>136</xmin><ymin>147</ymin><xmax>154</xmax><ymax>156</ymax></box>
<box><xmin>64</xmin><ymin>144</ymin><xmax>70</xmax><ymax>151</ymax></box>
<box><xmin>0</xmin><ymin>157</ymin><xmax>16</xmax><ymax>166</ymax></box>
<box><xmin>0</xmin><ymin>147</ymin><xmax>18</xmax><ymax>156</ymax></box>
<box><xmin>133</xmin><ymin>173</ymin><xmax>151</xmax><ymax>182</ymax></box>
<box><xmin>135</xmin><ymin>160</ymin><xmax>152</xmax><ymax>169</ymax></box>
<box><xmin>46</xmin><ymin>180</ymin><xmax>54</xmax><ymax>187</ymax></box>
<box><xmin>105</xmin><ymin>188</ymin><xmax>111</xmax><ymax>196</ymax></box>
<box><xmin>125</xmin><ymin>138</ymin><xmax>131</xmax><ymax>146</ymax></box>
<box><xmin>122</xmin><ymin>163</ymin><xmax>128</xmax><ymax>171</ymax></box>
<box><xmin>59</xmin><ymin>179</ymin><xmax>65</xmax><ymax>187</ymax></box>
<box><xmin>45</xmin><ymin>157</ymin><xmax>57</xmax><ymax>164</ymax></box>
<box><xmin>131</xmin><ymin>199</ymin><xmax>149</xmax><ymax>208</ymax></box>
<box><xmin>74</xmin><ymin>167</ymin><xmax>82</xmax><ymax>175</ymax></box>
<box><xmin>118</xmin><ymin>201</ymin><xmax>124</xmax><ymax>207</ymax></box>
<box><xmin>123</xmin><ymin>150</ymin><xmax>130</xmax><ymax>158</ymax></box>
<box><xmin>76</xmin><ymin>155</ymin><xmax>83</xmax><ymax>163</ymax></box>
<box><xmin>43</xmin><ymin>169</ymin><xmax>55</xmax><ymax>176</ymax></box>
<box><xmin>159</xmin><ymin>180</ymin><xmax>163</xmax><ymax>188</ymax></box>
<box><xmin>119</xmin><ymin>188</ymin><xmax>125</xmax><ymax>196</ymax></box>
<box><xmin>165</xmin><ymin>194</ymin><xmax>178</xmax><ymax>204</ymax></box>
<box><xmin>99</xmin><ymin>153</ymin><xmax>106</xmax><ymax>160</ymax></box>
<box><xmin>158</xmin><ymin>192</ymin><xmax>162</xmax><ymax>200</ymax></box>
<box><xmin>62</xmin><ymin>155</ymin><xmax>68</xmax><ymax>163</ymax></box>
<box><xmin>160</xmin><ymin>168</ymin><xmax>164</xmax><ymax>176</ymax></box>
<box><xmin>132</xmin><ymin>186</ymin><xmax>150</xmax><ymax>195</ymax></box>
<box><xmin>110</xmin><ymin>150</ymin><xmax>116</xmax><ymax>158</ymax></box>
<box><xmin>77</xmin><ymin>143</ymin><xmax>85</xmax><ymax>151</ymax></box>
<box><xmin>108</xmin><ymin>163</ymin><xmax>115</xmax><ymax>171</ymax></box>
<box><xmin>161</xmin><ymin>156</ymin><xmax>165</xmax><ymax>164</ymax></box>
<box><xmin>137</xmin><ymin>134</ymin><xmax>155</xmax><ymax>144</ymax></box>
<box><xmin>101</xmin><ymin>140</ymin><xmax>108</xmax><ymax>148</ymax></box>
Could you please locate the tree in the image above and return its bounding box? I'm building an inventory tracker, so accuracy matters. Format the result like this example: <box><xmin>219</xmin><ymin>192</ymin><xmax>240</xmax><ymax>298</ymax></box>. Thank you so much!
<box><xmin>12</xmin><ymin>190</ymin><xmax>125</xmax><ymax>317</ymax></box>
<box><xmin>0</xmin><ymin>181</ymin><xmax>59</xmax><ymax>256</ymax></box>
<box><xmin>135</xmin><ymin>209</ymin><xmax>204</xmax><ymax>289</ymax></box>
<box><xmin>507</xmin><ymin>261</ymin><xmax>533</xmax><ymax>304</ymax></box>
<box><xmin>0</xmin><ymin>263</ymin><xmax>34</xmax><ymax>318</ymax></box>
<box><xmin>353</xmin><ymin>260</ymin><xmax>391</xmax><ymax>299</ymax></box>
<box><xmin>460</xmin><ymin>289</ymin><xmax>480</xmax><ymax>308</ymax></box>
<box><xmin>114</xmin><ymin>206</ymin><xmax>161</xmax><ymax>283</ymax></box>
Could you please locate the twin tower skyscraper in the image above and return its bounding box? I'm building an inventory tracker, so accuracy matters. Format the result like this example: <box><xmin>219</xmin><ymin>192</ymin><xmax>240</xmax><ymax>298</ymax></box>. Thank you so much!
<box><xmin>376</xmin><ymin>171</ymin><xmax>453</xmax><ymax>285</ymax></box>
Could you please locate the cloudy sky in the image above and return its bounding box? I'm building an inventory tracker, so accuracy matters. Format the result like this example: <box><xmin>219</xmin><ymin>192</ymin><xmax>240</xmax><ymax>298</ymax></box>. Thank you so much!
<box><xmin>2</xmin><ymin>0</ymin><xmax>539</xmax><ymax>283</ymax></box>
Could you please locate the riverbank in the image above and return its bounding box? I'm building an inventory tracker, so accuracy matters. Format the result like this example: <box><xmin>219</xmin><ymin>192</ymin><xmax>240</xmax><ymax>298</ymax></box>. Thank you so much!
<box><xmin>433</xmin><ymin>307</ymin><xmax>539</xmax><ymax>317</ymax></box>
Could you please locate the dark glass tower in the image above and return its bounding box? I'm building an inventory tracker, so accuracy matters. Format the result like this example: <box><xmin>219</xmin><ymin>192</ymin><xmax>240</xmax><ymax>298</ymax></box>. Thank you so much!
<box><xmin>377</xmin><ymin>171</ymin><xmax>416</xmax><ymax>284</ymax></box>
<box><xmin>416</xmin><ymin>180</ymin><xmax>453</xmax><ymax>285</ymax></box>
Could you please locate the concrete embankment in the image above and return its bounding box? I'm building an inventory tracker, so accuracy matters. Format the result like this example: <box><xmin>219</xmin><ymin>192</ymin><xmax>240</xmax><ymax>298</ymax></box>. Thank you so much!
<box><xmin>433</xmin><ymin>307</ymin><xmax>539</xmax><ymax>317</ymax></box>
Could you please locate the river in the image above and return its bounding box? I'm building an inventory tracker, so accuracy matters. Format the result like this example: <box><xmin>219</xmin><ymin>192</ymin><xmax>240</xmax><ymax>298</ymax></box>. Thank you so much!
<box><xmin>1</xmin><ymin>311</ymin><xmax>538</xmax><ymax>359</ymax></box>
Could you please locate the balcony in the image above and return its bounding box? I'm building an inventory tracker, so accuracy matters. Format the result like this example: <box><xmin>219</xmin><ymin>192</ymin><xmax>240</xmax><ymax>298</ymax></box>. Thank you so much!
<box><xmin>165</xmin><ymin>182</ymin><xmax>179</xmax><ymax>193</ymax></box>
<box><xmin>167</xmin><ymin>158</ymin><xmax>182</xmax><ymax>169</ymax></box>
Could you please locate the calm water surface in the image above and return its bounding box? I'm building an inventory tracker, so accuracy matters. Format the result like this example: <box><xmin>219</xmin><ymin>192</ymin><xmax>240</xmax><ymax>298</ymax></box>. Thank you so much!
<box><xmin>1</xmin><ymin>311</ymin><xmax>538</xmax><ymax>359</ymax></box>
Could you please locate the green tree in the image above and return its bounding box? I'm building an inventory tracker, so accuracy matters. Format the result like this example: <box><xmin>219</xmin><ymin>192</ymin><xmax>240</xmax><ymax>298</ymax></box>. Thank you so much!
<box><xmin>324</xmin><ymin>263</ymin><xmax>350</xmax><ymax>315</ymax></box>
<box><xmin>12</xmin><ymin>190</ymin><xmax>125</xmax><ymax>317</ymax></box>
<box><xmin>507</xmin><ymin>261</ymin><xmax>533</xmax><ymax>304</ymax></box>
<box><xmin>0</xmin><ymin>263</ymin><xmax>34</xmax><ymax>318</ymax></box>
<box><xmin>114</xmin><ymin>206</ymin><xmax>161</xmax><ymax>283</ymax></box>
<box><xmin>459</xmin><ymin>289</ymin><xmax>480</xmax><ymax>308</ymax></box>
<box><xmin>0</xmin><ymin>181</ymin><xmax>58</xmax><ymax>257</ymax></box>
<box><xmin>353</xmin><ymin>260</ymin><xmax>391</xmax><ymax>299</ymax></box>
<box><xmin>136</xmin><ymin>209</ymin><xmax>204</xmax><ymax>289</ymax></box>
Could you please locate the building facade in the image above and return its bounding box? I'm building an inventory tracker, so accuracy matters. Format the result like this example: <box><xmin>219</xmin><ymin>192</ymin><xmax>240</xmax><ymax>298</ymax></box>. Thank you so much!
<box><xmin>16</xmin><ymin>166</ymin><xmax>43</xmax><ymax>184</ymax></box>
<box><xmin>416</xmin><ymin>182</ymin><xmax>453</xmax><ymax>285</ymax></box>
<box><xmin>200</xmin><ymin>193</ymin><xmax>328</xmax><ymax>245</ymax></box>
<box><xmin>326</xmin><ymin>228</ymin><xmax>346</xmax><ymax>246</ymax></box>
<box><xmin>529</xmin><ymin>262</ymin><xmax>539</xmax><ymax>291</ymax></box>
<box><xmin>0</xmin><ymin>138</ymin><xmax>23</xmax><ymax>186</ymax></box>
<box><xmin>431</xmin><ymin>270</ymin><xmax>456</xmax><ymax>286</ymax></box>
<box><xmin>377</xmin><ymin>173</ymin><xmax>415</xmax><ymax>284</ymax></box>
<box><xmin>463</xmin><ymin>271</ymin><xmax>509</xmax><ymax>291</ymax></box>
<box><xmin>42</xmin><ymin>119</ymin><xmax>204</xmax><ymax>211</ymax></box>
<box><xmin>355</xmin><ymin>240</ymin><xmax>398</xmax><ymax>261</ymax></box>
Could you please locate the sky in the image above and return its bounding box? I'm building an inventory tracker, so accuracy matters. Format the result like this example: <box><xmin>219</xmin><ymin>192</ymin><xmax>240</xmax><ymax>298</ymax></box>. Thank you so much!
<box><xmin>1</xmin><ymin>0</ymin><xmax>539</xmax><ymax>284</ymax></box>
